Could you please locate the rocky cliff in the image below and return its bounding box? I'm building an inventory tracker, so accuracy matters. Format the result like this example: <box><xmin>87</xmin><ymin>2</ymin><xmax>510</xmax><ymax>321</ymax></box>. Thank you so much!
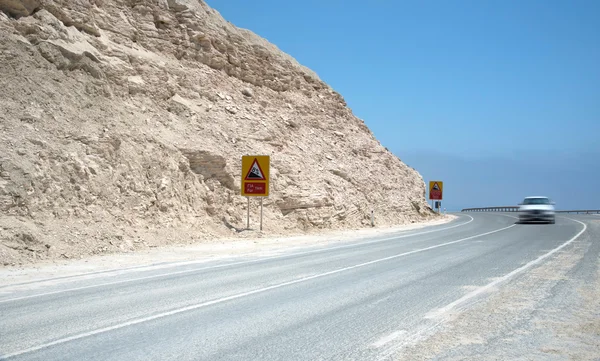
<box><xmin>0</xmin><ymin>0</ymin><xmax>434</xmax><ymax>265</ymax></box>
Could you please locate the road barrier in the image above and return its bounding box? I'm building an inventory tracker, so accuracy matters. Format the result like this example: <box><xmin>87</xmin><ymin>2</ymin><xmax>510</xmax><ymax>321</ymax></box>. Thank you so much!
<box><xmin>461</xmin><ymin>207</ymin><xmax>600</xmax><ymax>214</ymax></box>
<box><xmin>461</xmin><ymin>206</ymin><xmax>519</xmax><ymax>212</ymax></box>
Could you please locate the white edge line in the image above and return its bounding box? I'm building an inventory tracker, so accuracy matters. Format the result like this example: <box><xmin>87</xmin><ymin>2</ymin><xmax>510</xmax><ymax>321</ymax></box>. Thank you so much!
<box><xmin>1</xmin><ymin>221</ymin><xmax>513</xmax><ymax>360</ymax></box>
<box><xmin>375</xmin><ymin>320</ymin><xmax>444</xmax><ymax>360</ymax></box>
<box><xmin>425</xmin><ymin>217</ymin><xmax>587</xmax><ymax>320</ymax></box>
<box><xmin>0</xmin><ymin>216</ymin><xmax>475</xmax><ymax>303</ymax></box>
<box><xmin>371</xmin><ymin>330</ymin><xmax>408</xmax><ymax>348</ymax></box>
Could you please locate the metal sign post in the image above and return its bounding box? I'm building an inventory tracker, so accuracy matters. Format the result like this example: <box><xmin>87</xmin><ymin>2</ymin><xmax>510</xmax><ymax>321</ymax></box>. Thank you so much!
<box><xmin>260</xmin><ymin>197</ymin><xmax>263</xmax><ymax>231</ymax></box>
<box><xmin>247</xmin><ymin>196</ymin><xmax>250</xmax><ymax>230</ymax></box>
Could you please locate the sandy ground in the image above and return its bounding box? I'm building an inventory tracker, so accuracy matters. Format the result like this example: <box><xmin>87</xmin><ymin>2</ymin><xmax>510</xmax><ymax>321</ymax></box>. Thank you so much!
<box><xmin>0</xmin><ymin>215</ymin><xmax>456</xmax><ymax>286</ymax></box>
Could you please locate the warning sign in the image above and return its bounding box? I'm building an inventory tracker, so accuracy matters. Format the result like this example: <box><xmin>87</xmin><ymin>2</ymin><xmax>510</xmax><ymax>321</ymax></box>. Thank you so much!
<box><xmin>245</xmin><ymin>159</ymin><xmax>265</xmax><ymax>180</ymax></box>
<box><xmin>241</xmin><ymin>155</ymin><xmax>270</xmax><ymax>197</ymax></box>
<box><xmin>429</xmin><ymin>181</ymin><xmax>443</xmax><ymax>200</ymax></box>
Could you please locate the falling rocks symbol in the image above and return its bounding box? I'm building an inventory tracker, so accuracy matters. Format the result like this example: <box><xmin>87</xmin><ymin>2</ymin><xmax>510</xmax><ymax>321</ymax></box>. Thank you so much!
<box><xmin>245</xmin><ymin>159</ymin><xmax>265</xmax><ymax>180</ymax></box>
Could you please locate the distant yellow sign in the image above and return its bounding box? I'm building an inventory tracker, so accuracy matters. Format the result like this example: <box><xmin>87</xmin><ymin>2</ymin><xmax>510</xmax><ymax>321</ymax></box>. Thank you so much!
<box><xmin>241</xmin><ymin>155</ymin><xmax>270</xmax><ymax>197</ymax></box>
<box><xmin>429</xmin><ymin>181</ymin><xmax>443</xmax><ymax>200</ymax></box>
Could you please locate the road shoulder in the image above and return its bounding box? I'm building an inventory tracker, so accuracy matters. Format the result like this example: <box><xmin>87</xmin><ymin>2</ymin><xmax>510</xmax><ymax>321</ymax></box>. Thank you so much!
<box><xmin>0</xmin><ymin>214</ymin><xmax>457</xmax><ymax>286</ymax></box>
<box><xmin>394</xmin><ymin>217</ymin><xmax>600</xmax><ymax>361</ymax></box>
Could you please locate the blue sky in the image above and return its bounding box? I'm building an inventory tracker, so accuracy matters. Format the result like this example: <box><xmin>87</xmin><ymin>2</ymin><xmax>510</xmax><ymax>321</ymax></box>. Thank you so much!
<box><xmin>207</xmin><ymin>0</ymin><xmax>600</xmax><ymax>210</ymax></box>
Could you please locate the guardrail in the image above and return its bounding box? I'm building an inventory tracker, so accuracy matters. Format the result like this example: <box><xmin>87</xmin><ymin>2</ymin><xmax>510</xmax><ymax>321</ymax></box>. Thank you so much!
<box><xmin>461</xmin><ymin>207</ymin><xmax>519</xmax><ymax>212</ymax></box>
<box><xmin>556</xmin><ymin>210</ymin><xmax>600</xmax><ymax>214</ymax></box>
<box><xmin>461</xmin><ymin>207</ymin><xmax>600</xmax><ymax>214</ymax></box>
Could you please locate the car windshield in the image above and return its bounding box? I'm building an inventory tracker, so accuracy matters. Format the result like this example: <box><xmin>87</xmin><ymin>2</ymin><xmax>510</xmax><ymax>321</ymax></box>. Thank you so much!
<box><xmin>523</xmin><ymin>198</ymin><xmax>550</xmax><ymax>205</ymax></box>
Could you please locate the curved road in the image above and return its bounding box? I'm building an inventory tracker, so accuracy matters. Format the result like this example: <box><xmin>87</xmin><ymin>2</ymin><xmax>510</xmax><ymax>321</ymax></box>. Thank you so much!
<box><xmin>0</xmin><ymin>213</ymin><xmax>597</xmax><ymax>360</ymax></box>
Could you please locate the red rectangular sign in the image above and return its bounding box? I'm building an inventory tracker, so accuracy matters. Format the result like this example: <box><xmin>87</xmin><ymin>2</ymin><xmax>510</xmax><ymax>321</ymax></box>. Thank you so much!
<box><xmin>430</xmin><ymin>190</ymin><xmax>442</xmax><ymax>200</ymax></box>
<box><xmin>244</xmin><ymin>182</ymin><xmax>266</xmax><ymax>195</ymax></box>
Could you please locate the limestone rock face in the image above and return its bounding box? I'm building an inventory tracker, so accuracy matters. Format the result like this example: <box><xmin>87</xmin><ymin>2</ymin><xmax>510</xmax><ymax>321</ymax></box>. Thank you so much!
<box><xmin>0</xmin><ymin>0</ymin><xmax>435</xmax><ymax>265</ymax></box>
<box><xmin>0</xmin><ymin>0</ymin><xmax>40</xmax><ymax>18</ymax></box>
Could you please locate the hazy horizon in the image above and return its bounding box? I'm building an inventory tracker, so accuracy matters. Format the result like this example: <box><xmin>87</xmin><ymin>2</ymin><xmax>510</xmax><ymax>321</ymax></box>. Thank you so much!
<box><xmin>399</xmin><ymin>150</ymin><xmax>600</xmax><ymax>211</ymax></box>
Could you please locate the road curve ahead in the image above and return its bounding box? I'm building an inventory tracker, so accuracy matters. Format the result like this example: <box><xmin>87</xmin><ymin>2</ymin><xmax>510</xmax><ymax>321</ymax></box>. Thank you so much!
<box><xmin>1</xmin><ymin>213</ymin><xmax>597</xmax><ymax>361</ymax></box>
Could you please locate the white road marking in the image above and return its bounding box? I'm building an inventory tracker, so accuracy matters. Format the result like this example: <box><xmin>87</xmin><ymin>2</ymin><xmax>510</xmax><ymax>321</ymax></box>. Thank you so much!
<box><xmin>425</xmin><ymin>217</ymin><xmax>587</xmax><ymax>320</ymax></box>
<box><xmin>0</xmin><ymin>216</ymin><xmax>475</xmax><ymax>303</ymax></box>
<box><xmin>0</xmin><ymin>222</ymin><xmax>513</xmax><ymax>359</ymax></box>
<box><xmin>371</xmin><ymin>330</ymin><xmax>408</xmax><ymax>348</ymax></box>
<box><xmin>374</xmin><ymin>321</ymin><xmax>446</xmax><ymax>361</ymax></box>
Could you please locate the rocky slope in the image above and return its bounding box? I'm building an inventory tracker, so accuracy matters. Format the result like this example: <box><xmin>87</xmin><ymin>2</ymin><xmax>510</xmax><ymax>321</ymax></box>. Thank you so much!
<box><xmin>0</xmin><ymin>0</ymin><xmax>435</xmax><ymax>265</ymax></box>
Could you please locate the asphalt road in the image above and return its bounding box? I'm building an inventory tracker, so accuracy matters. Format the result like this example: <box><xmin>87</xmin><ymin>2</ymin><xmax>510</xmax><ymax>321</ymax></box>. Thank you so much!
<box><xmin>0</xmin><ymin>213</ymin><xmax>595</xmax><ymax>361</ymax></box>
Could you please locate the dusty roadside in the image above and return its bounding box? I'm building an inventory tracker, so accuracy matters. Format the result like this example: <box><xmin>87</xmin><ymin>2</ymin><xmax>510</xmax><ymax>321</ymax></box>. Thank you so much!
<box><xmin>393</xmin><ymin>218</ymin><xmax>600</xmax><ymax>361</ymax></box>
<box><xmin>0</xmin><ymin>214</ymin><xmax>456</xmax><ymax>286</ymax></box>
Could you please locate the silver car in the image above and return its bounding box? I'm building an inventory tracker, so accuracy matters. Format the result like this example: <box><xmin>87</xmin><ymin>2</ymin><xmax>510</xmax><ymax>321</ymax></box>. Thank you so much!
<box><xmin>518</xmin><ymin>196</ymin><xmax>556</xmax><ymax>224</ymax></box>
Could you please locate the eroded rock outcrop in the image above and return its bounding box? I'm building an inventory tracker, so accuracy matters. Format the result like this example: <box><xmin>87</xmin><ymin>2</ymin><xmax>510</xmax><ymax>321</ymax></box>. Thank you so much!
<box><xmin>0</xmin><ymin>0</ymin><xmax>434</xmax><ymax>265</ymax></box>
